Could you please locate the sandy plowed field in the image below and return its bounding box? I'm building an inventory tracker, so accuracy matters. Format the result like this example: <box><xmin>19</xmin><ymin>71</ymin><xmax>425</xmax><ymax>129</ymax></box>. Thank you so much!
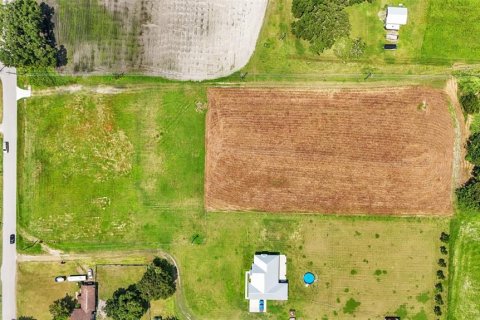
<box><xmin>206</xmin><ymin>87</ymin><xmax>454</xmax><ymax>215</ymax></box>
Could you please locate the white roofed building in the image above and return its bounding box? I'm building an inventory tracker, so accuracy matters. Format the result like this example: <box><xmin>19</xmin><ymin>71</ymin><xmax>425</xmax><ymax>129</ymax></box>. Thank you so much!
<box><xmin>245</xmin><ymin>253</ymin><xmax>288</xmax><ymax>313</ymax></box>
<box><xmin>385</xmin><ymin>6</ymin><xmax>408</xmax><ymax>30</ymax></box>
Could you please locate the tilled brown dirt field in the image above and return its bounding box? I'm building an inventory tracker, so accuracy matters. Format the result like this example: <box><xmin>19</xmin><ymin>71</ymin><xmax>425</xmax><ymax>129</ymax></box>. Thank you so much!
<box><xmin>205</xmin><ymin>87</ymin><xmax>455</xmax><ymax>215</ymax></box>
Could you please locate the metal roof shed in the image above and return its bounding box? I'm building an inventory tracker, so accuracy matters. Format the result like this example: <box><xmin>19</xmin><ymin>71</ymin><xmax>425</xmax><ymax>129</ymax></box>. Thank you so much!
<box><xmin>386</xmin><ymin>7</ymin><xmax>408</xmax><ymax>25</ymax></box>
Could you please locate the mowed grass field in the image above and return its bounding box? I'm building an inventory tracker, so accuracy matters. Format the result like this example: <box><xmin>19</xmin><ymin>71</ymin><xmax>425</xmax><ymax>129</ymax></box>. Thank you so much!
<box><xmin>18</xmin><ymin>261</ymin><xmax>84</xmax><ymax>319</ymax></box>
<box><xmin>420</xmin><ymin>0</ymin><xmax>480</xmax><ymax>63</ymax></box>
<box><xmin>174</xmin><ymin>214</ymin><xmax>448</xmax><ymax>319</ymax></box>
<box><xmin>16</xmin><ymin>215</ymin><xmax>449</xmax><ymax>320</ymax></box>
<box><xmin>18</xmin><ymin>84</ymin><xmax>206</xmax><ymax>249</ymax></box>
<box><xmin>449</xmin><ymin>215</ymin><xmax>480</xmax><ymax>319</ymax></box>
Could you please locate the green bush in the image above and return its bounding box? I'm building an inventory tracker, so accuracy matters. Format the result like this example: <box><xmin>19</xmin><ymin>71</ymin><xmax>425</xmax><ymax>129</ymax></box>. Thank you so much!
<box><xmin>466</xmin><ymin>133</ymin><xmax>480</xmax><ymax>165</ymax></box>
<box><xmin>460</xmin><ymin>92</ymin><xmax>480</xmax><ymax>114</ymax></box>
<box><xmin>334</xmin><ymin>37</ymin><xmax>366</xmax><ymax>60</ymax></box>
<box><xmin>456</xmin><ymin>178</ymin><xmax>480</xmax><ymax>209</ymax></box>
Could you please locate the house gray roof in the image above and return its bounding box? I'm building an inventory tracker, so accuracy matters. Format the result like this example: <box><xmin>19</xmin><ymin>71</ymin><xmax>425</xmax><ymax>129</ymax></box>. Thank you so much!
<box><xmin>246</xmin><ymin>254</ymin><xmax>288</xmax><ymax>301</ymax></box>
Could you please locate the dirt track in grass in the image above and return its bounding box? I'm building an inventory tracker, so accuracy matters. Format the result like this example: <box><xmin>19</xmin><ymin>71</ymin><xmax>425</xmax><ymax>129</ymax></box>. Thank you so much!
<box><xmin>205</xmin><ymin>86</ymin><xmax>455</xmax><ymax>215</ymax></box>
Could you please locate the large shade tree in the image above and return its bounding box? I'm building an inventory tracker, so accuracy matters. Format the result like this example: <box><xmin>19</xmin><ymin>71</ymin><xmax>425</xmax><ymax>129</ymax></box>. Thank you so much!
<box><xmin>0</xmin><ymin>0</ymin><xmax>67</xmax><ymax>68</ymax></box>
<box><xmin>137</xmin><ymin>257</ymin><xmax>177</xmax><ymax>301</ymax></box>
<box><xmin>49</xmin><ymin>294</ymin><xmax>77</xmax><ymax>320</ymax></box>
<box><xmin>291</xmin><ymin>0</ymin><xmax>350</xmax><ymax>54</ymax></box>
<box><xmin>105</xmin><ymin>285</ymin><xmax>149</xmax><ymax>320</ymax></box>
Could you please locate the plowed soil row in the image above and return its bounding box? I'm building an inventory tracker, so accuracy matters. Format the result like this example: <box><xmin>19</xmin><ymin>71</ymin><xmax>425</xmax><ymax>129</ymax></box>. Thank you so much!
<box><xmin>205</xmin><ymin>87</ymin><xmax>454</xmax><ymax>215</ymax></box>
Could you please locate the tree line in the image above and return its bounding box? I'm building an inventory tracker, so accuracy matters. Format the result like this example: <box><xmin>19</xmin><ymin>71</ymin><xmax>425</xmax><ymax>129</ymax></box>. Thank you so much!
<box><xmin>456</xmin><ymin>76</ymin><xmax>480</xmax><ymax>210</ymax></box>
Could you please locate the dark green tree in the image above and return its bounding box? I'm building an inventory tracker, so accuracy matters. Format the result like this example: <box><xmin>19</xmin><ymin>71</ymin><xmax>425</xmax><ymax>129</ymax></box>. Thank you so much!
<box><xmin>137</xmin><ymin>257</ymin><xmax>177</xmax><ymax>301</ymax></box>
<box><xmin>291</xmin><ymin>0</ymin><xmax>350</xmax><ymax>54</ymax></box>
<box><xmin>435</xmin><ymin>282</ymin><xmax>443</xmax><ymax>292</ymax></box>
<box><xmin>440</xmin><ymin>232</ymin><xmax>450</xmax><ymax>243</ymax></box>
<box><xmin>466</xmin><ymin>133</ymin><xmax>480</xmax><ymax>165</ymax></box>
<box><xmin>435</xmin><ymin>294</ymin><xmax>444</xmax><ymax>305</ymax></box>
<box><xmin>460</xmin><ymin>92</ymin><xmax>480</xmax><ymax>114</ymax></box>
<box><xmin>49</xmin><ymin>294</ymin><xmax>77</xmax><ymax>320</ymax></box>
<box><xmin>457</xmin><ymin>178</ymin><xmax>480</xmax><ymax>209</ymax></box>
<box><xmin>438</xmin><ymin>258</ymin><xmax>447</xmax><ymax>268</ymax></box>
<box><xmin>0</xmin><ymin>0</ymin><xmax>67</xmax><ymax>68</ymax></box>
<box><xmin>436</xmin><ymin>270</ymin><xmax>445</xmax><ymax>280</ymax></box>
<box><xmin>440</xmin><ymin>246</ymin><xmax>448</xmax><ymax>255</ymax></box>
<box><xmin>105</xmin><ymin>285</ymin><xmax>149</xmax><ymax>320</ymax></box>
<box><xmin>434</xmin><ymin>305</ymin><xmax>442</xmax><ymax>316</ymax></box>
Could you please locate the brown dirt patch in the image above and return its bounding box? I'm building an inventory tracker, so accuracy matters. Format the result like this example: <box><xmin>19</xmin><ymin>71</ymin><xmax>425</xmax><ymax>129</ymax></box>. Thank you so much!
<box><xmin>205</xmin><ymin>87</ymin><xmax>455</xmax><ymax>215</ymax></box>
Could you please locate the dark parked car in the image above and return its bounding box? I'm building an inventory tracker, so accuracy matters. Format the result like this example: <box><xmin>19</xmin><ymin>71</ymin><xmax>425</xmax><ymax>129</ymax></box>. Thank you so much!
<box><xmin>3</xmin><ymin>141</ymin><xmax>9</xmax><ymax>153</ymax></box>
<box><xmin>384</xmin><ymin>44</ymin><xmax>397</xmax><ymax>50</ymax></box>
<box><xmin>9</xmin><ymin>234</ymin><xmax>15</xmax><ymax>244</ymax></box>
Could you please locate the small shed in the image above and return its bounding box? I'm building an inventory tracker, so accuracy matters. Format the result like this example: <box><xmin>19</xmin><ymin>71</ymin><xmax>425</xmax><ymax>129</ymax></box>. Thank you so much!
<box><xmin>385</xmin><ymin>6</ymin><xmax>408</xmax><ymax>30</ymax></box>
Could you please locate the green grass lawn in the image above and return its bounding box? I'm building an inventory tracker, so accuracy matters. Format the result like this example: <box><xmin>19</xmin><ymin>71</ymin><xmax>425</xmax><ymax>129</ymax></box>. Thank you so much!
<box><xmin>421</xmin><ymin>0</ymin><xmax>480</xmax><ymax>63</ymax></box>
<box><xmin>174</xmin><ymin>213</ymin><xmax>448</xmax><ymax>319</ymax></box>
<box><xmin>18</xmin><ymin>84</ymin><xmax>206</xmax><ymax>249</ymax></box>
<box><xmin>18</xmin><ymin>261</ymin><xmax>81</xmax><ymax>319</ymax></box>
<box><xmin>448</xmin><ymin>214</ymin><xmax>480</xmax><ymax>319</ymax></box>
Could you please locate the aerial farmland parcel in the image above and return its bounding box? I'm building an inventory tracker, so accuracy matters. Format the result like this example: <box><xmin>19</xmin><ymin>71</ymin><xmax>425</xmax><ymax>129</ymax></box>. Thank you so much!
<box><xmin>12</xmin><ymin>0</ymin><xmax>480</xmax><ymax>318</ymax></box>
<box><xmin>206</xmin><ymin>86</ymin><xmax>454</xmax><ymax>215</ymax></box>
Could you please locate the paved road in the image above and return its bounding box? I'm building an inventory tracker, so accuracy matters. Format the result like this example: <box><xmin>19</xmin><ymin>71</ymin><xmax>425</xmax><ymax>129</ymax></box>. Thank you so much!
<box><xmin>0</xmin><ymin>63</ymin><xmax>30</xmax><ymax>320</ymax></box>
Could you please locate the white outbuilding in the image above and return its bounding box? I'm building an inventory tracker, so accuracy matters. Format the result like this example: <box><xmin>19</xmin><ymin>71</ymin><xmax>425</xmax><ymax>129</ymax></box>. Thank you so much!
<box><xmin>245</xmin><ymin>253</ymin><xmax>288</xmax><ymax>313</ymax></box>
<box><xmin>385</xmin><ymin>6</ymin><xmax>408</xmax><ymax>30</ymax></box>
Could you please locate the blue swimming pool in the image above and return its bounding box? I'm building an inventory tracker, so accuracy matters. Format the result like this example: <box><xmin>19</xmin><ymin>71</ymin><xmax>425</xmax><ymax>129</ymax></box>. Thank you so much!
<box><xmin>303</xmin><ymin>272</ymin><xmax>315</xmax><ymax>284</ymax></box>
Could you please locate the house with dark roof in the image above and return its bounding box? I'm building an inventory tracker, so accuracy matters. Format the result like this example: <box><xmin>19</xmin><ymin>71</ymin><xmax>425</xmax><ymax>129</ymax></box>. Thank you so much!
<box><xmin>70</xmin><ymin>282</ymin><xmax>97</xmax><ymax>320</ymax></box>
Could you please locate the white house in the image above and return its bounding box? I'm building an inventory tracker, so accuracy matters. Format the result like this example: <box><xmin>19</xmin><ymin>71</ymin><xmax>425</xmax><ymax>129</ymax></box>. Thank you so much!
<box><xmin>385</xmin><ymin>6</ymin><xmax>408</xmax><ymax>30</ymax></box>
<box><xmin>245</xmin><ymin>253</ymin><xmax>288</xmax><ymax>313</ymax></box>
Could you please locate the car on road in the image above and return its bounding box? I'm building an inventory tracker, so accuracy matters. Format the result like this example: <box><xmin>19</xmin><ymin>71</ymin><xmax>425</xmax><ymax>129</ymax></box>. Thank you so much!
<box><xmin>55</xmin><ymin>276</ymin><xmax>66</xmax><ymax>283</ymax></box>
<box><xmin>9</xmin><ymin>234</ymin><xmax>15</xmax><ymax>244</ymax></box>
<box><xmin>3</xmin><ymin>141</ymin><xmax>9</xmax><ymax>153</ymax></box>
